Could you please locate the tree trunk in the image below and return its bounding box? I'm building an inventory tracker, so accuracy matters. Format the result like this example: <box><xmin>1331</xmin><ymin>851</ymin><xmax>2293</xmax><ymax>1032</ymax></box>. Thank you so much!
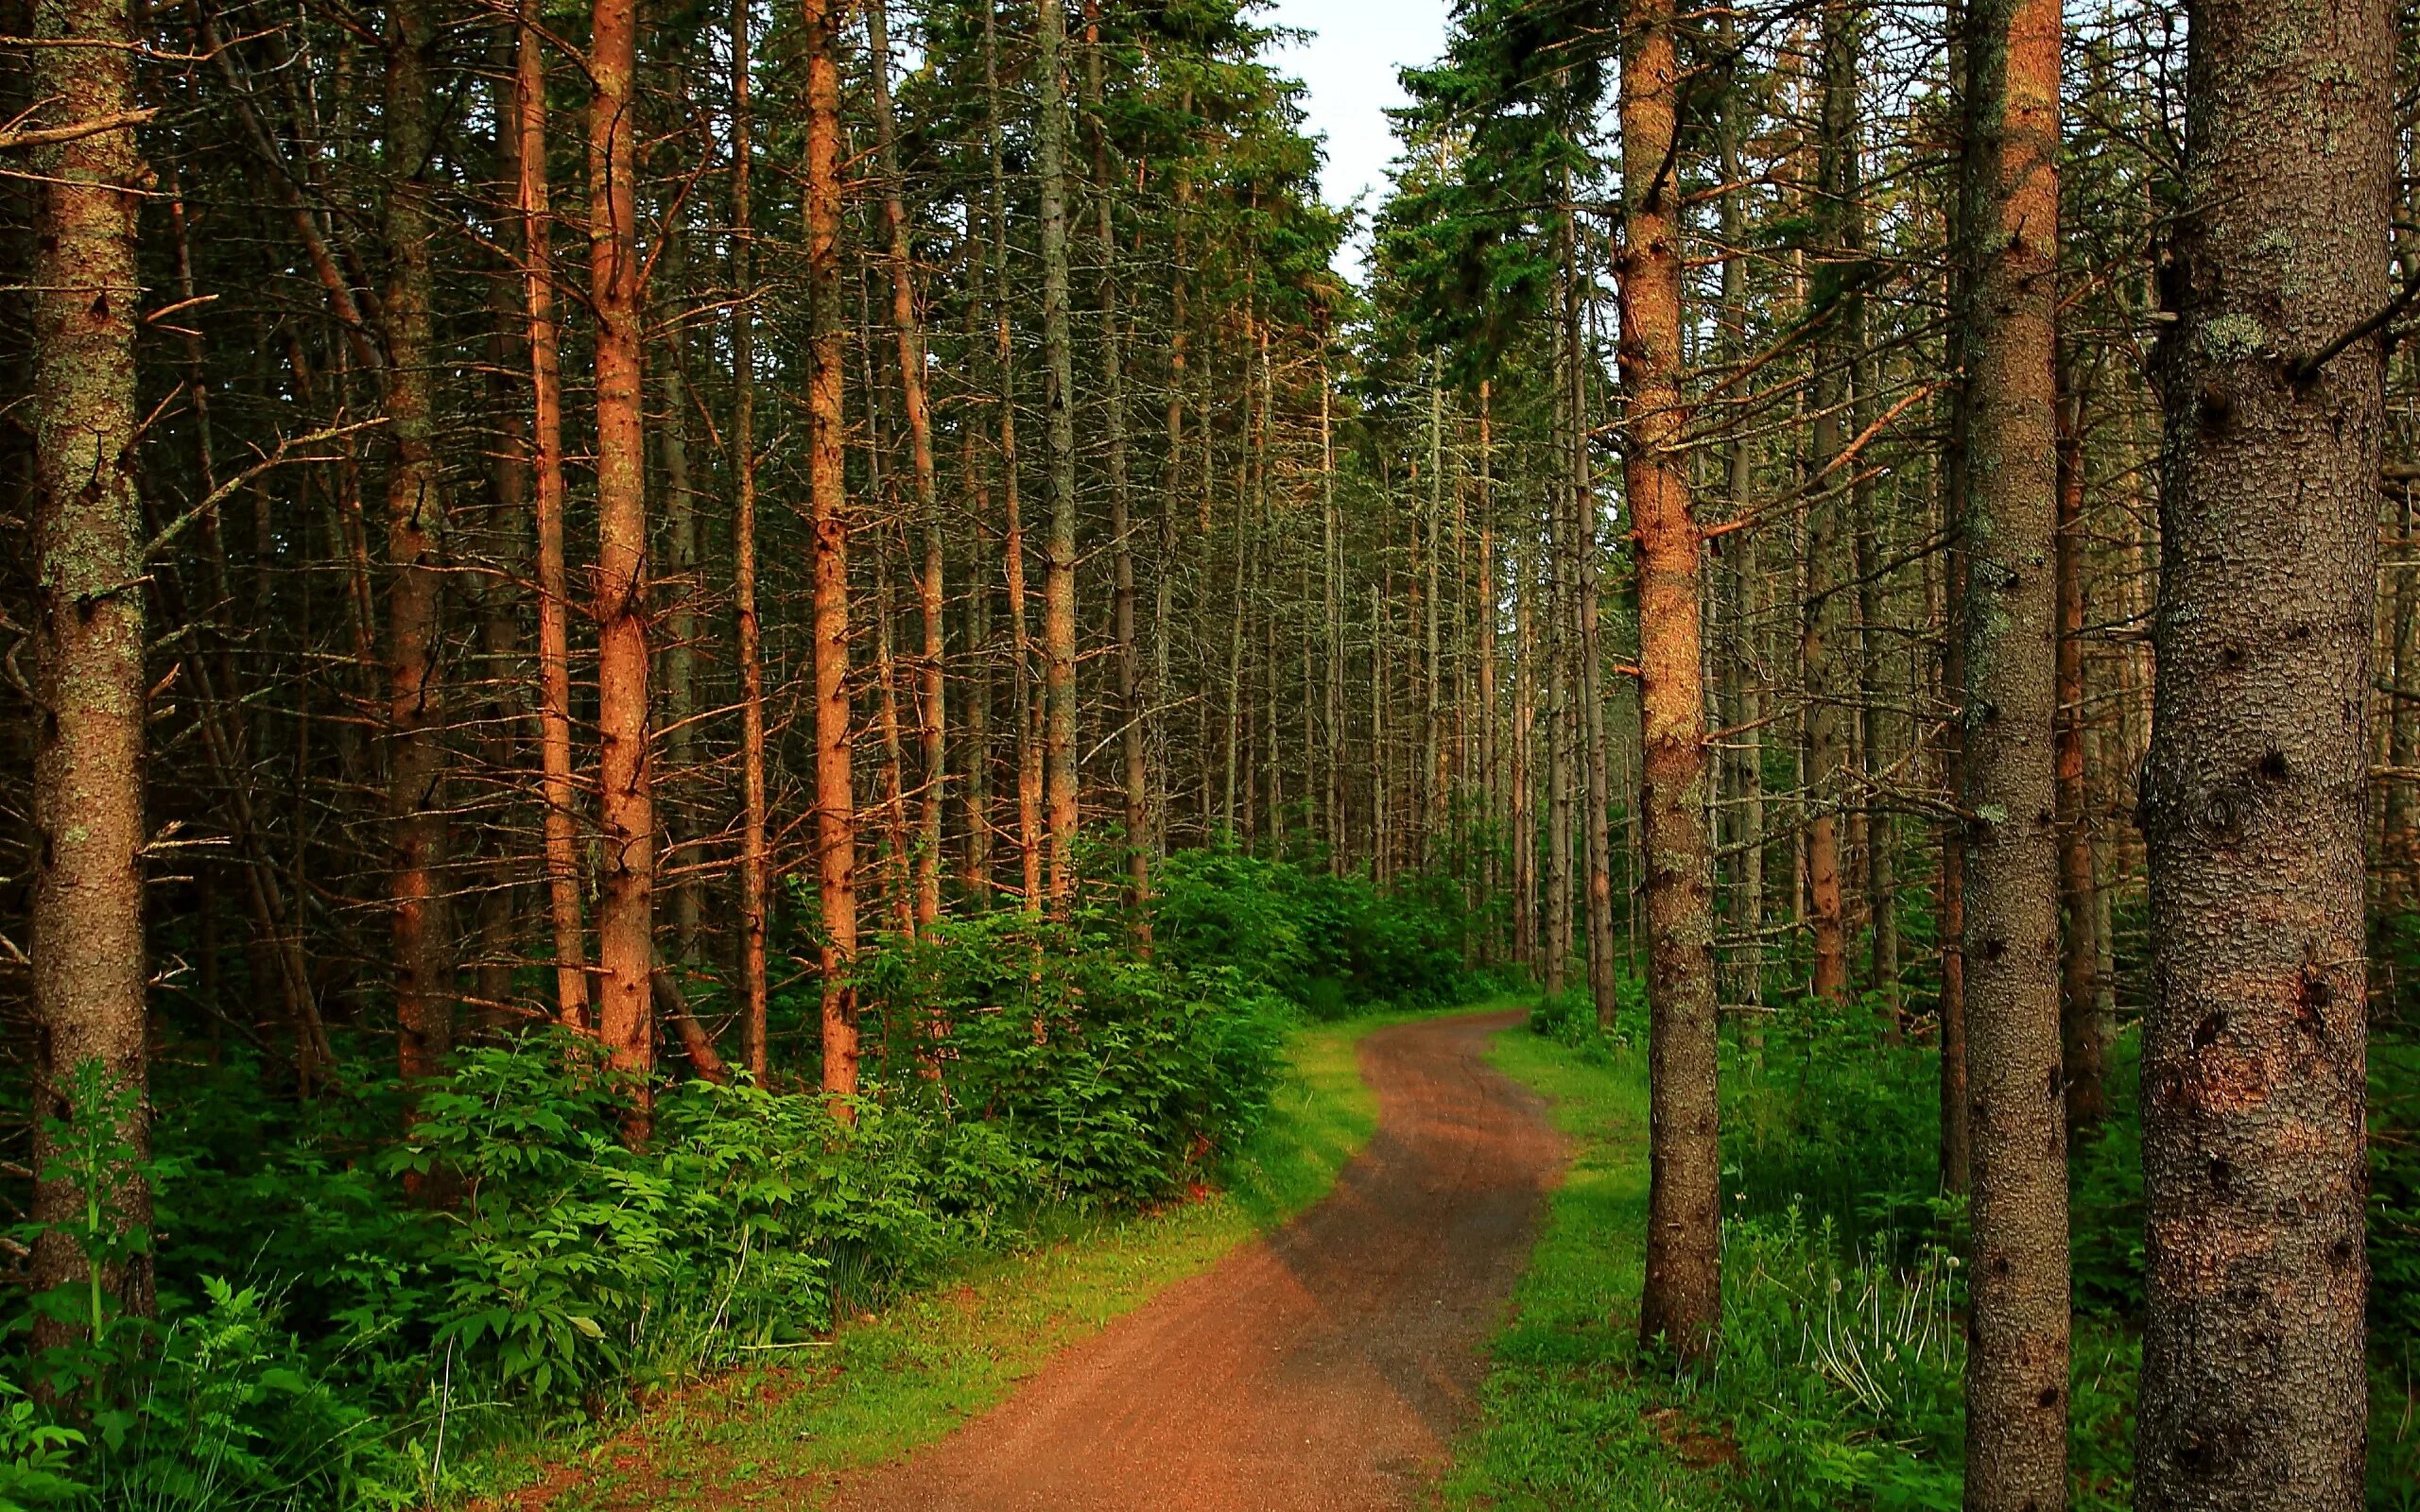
<box><xmin>660</xmin><ymin>225</ymin><xmax>700</xmax><ymax>971</ymax></box>
<box><xmin>2053</xmin><ymin>365</ymin><xmax>2107</xmax><ymax>1133</ymax></box>
<box><xmin>589</xmin><ymin>0</ymin><xmax>655</xmax><ymax>1135</ymax></box>
<box><xmin>866</xmin><ymin>0</ymin><xmax>945</xmax><ymax>936</ymax></box>
<box><xmin>1477</xmin><ymin>381</ymin><xmax>1498</xmax><ymax>949</ymax></box>
<box><xmin>729</xmin><ymin>0</ymin><xmax>769</xmax><ymax>1077</ymax></box>
<box><xmin>1086</xmin><ymin>4</ymin><xmax>1148</xmax><ymax>941</ymax></box>
<box><xmin>516</xmin><ymin>0</ymin><xmax>589</xmax><ymax>1032</ymax></box>
<box><xmin>1803</xmin><ymin>5</ymin><xmax>1857</xmax><ymax>1004</ymax></box>
<box><xmin>1564</xmin><ymin>215</ymin><xmax>1618</xmax><ymax>1026</ymax></box>
<box><xmin>1036</xmin><ymin>0</ymin><xmax>1080</xmax><ymax>912</ymax></box>
<box><xmin>984</xmin><ymin>0</ymin><xmax>1043</xmax><ymax>908</ymax></box>
<box><xmin>1936</xmin><ymin>0</ymin><xmax>1974</xmax><ymax>1195</ymax></box>
<box><xmin>1623</xmin><ymin>0</ymin><xmax>1720</xmax><ymax>1364</ymax></box>
<box><xmin>2138</xmin><ymin>0</ymin><xmax>2387</xmax><ymax>1502</ymax></box>
<box><xmin>1426</xmin><ymin>357</ymin><xmax>1446</xmax><ymax>863</ymax></box>
<box><xmin>26</xmin><ymin>0</ymin><xmax>154</xmax><ymax>1352</ymax></box>
<box><xmin>384</xmin><ymin>0</ymin><xmax>454</xmax><ymax>1124</ymax></box>
<box><xmin>1957</xmin><ymin>0</ymin><xmax>2070</xmax><ymax>1498</ymax></box>
<box><xmin>806</xmin><ymin>0</ymin><xmax>860</xmax><ymax>1106</ymax></box>
<box><xmin>1323</xmin><ymin>370</ymin><xmax>1345</xmax><ymax>872</ymax></box>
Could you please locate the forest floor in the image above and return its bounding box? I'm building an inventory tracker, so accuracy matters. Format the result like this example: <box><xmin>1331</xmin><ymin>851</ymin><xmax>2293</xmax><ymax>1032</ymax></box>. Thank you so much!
<box><xmin>478</xmin><ymin>996</ymin><xmax>1548</xmax><ymax>1500</ymax></box>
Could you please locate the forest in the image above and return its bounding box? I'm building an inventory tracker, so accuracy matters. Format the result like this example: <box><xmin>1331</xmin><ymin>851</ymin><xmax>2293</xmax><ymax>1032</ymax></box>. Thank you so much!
<box><xmin>1</xmin><ymin>0</ymin><xmax>2415</xmax><ymax>1503</ymax></box>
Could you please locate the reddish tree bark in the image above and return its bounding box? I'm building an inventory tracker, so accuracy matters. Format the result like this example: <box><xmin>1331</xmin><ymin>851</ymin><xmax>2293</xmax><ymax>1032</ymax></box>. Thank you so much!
<box><xmin>806</xmin><ymin>0</ymin><xmax>861</xmax><ymax>1106</ymax></box>
<box><xmin>588</xmin><ymin>0</ymin><xmax>656</xmax><ymax>1133</ymax></box>
<box><xmin>517</xmin><ymin>0</ymin><xmax>588</xmax><ymax>1033</ymax></box>
<box><xmin>26</xmin><ymin>0</ymin><xmax>155</xmax><ymax>1353</ymax></box>
<box><xmin>1623</xmin><ymin>0</ymin><xmax>1721</xmax><ymax>1365</ymax></box>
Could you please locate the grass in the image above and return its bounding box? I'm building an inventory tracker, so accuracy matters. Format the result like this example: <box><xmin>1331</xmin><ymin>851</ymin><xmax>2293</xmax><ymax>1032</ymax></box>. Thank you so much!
<box><xmin>1440</xmin><ymin>1022</ymin><xmax>1739</xmax><ymax>1512</ymax></box>
<box><xmin>467</xmin><ymin>1006</ymin><xmax>1434</xmax><ymax>1510</ymax></box>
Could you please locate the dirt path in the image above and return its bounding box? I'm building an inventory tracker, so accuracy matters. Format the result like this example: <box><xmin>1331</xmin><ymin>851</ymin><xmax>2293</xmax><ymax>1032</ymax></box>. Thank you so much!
<box><xmin>828</xmin><ymin>1008</ymin><xmax>1562</xmax><ymax>1512</ymax></box>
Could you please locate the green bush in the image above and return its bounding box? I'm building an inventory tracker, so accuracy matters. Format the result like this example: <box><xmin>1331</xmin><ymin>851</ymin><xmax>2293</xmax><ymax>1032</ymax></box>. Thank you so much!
<box><xmin>1151</xmin><ymin>850</ymin><xmax>1479</xmax><ymax>1013</ymax></box>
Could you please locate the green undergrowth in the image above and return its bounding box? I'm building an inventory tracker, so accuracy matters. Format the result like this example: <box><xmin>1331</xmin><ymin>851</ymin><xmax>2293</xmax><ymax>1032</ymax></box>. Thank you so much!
<box><xmin>474</xmin><ymin>1004</ymin><xmax>1477</xmax><ymax>1510</ymax></box>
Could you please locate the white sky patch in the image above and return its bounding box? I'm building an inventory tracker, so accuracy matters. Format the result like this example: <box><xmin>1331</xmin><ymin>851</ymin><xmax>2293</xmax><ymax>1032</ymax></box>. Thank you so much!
<box><xmin>1261</xmin><ymin>0</ymin><xmax>1453</xmax><ymax>285</ymax></box>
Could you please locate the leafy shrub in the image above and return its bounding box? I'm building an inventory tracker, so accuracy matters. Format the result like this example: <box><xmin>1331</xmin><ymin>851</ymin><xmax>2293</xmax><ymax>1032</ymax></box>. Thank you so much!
<box><xmin>86</xmin><ymin>1279</ymin><xmax>397</xmax><ymax>1512</ymax></box>
<box><xmin>1152</xmin><ymin>850</ymin><xmax>1477</xmax><ymax>1012</ymax></box>
<box><xmin>0</xmin><ymin>1381</ymin><xmax>84</xmax><ymax>1510</ymax></box>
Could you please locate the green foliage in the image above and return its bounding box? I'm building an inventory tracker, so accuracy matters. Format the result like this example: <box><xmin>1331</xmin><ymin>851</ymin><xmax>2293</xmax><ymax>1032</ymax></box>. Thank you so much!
<box><xmin>85</xmin><ymin>1279</ymin><xmax>398</xmax><ymax>1512</ymax></box>
<box><xmin>0</xmin><ymin>1382</ymin><xmax>84</xmax><ymax>1511</ymax></box>
<box><xmin>1150</xmin><ymin>849</ymin><xmax>1485</xmax><ymax>1014</ymax></box>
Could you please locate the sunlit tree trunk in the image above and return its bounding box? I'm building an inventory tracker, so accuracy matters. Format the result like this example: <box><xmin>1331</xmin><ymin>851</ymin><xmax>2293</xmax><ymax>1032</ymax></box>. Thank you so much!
<box><xmin>515</xmin><ymin>0</ymin><xmax>588</xmax><ymax>1033</ymax></box>
<box><xmin>589</xmin><ymin>0</ymin><xmax>656</xmax><ymax>1133</ymax></box>
<box><xmin>807</xmin><ymin>0</ymin><xmax>860</xmax><ymax>1103</ymax></box>
<box><xmin>1624</xmin><ymin>0</ymin><xmax>1720</xmax><ymax>1364</ymax></box>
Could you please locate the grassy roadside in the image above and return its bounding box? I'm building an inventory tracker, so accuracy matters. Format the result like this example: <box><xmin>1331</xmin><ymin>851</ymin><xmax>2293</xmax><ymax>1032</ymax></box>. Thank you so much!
<box><xmin>470</xmin><ymin>1006</ymin><xmax>1440</xmax><ymax>1510</ymax></box>
<box><xmin>1440</xmin><ymin>1022</ymin><xmax>1739</xmax><ymax>1512</ymax></box>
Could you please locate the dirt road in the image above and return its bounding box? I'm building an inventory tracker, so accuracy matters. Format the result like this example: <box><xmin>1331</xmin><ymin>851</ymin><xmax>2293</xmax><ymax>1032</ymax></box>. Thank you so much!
<box><xmin>829</xmin><ymin>1008</ymin><xmax>1562</xmax><ymax>1512</ymax></box>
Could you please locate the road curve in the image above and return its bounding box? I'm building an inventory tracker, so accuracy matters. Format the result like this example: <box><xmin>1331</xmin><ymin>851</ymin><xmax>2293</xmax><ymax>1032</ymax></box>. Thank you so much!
<box><xmin>828</xmin><ymin>1007</ymin><xmax>1562</xmax><ymax>1512</ymax></box>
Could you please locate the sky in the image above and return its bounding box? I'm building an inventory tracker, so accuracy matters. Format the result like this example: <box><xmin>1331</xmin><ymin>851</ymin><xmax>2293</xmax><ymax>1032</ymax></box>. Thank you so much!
<box><xmin>1260</xmin><ymin>0</ymin><xmax>1454</xmax><ymax>284</ymax></box>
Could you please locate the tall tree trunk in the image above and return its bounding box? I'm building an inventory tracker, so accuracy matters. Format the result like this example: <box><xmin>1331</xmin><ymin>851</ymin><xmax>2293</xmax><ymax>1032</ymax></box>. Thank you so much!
<box><xmin>384</xmin><ymin>0</ymin><xmax>453</xmax><ymax>1121</ymax></box>
<box><xmin>984</xmin><ymin>0</ymin><xmax>1042</xmax><ymax>907</ymax></box>
<box><xmin>807</xmin><ymin>0</ymin><xmax>860</xmax><ymax>1104</ymax></box>
<box><xmin>1624</xmin><ymin>0</ymin><xmax>1720</xmax><ymax>1363</ymax></box>
<box><xmin>26</xmin><ymin>0</ymin><xmax>153</xmax><ymax>1352</ymax></box>
<box><xmin>1426</xmin><ymin>356</ymin><xmax>1446</xmax><ymax>863</ymax></box>
<box><xmin>1936</xmin><ymin>0</ymin><xmax>1974</xmax><ymax>1196</ymax></box>
<box><xmin>660</xmin><ymin>224</ymin><xmax>700</xmax><ymax>971</ymax></box>
<box><xmin>1856</xmin><ymin>377</ymin><xmax>1897</xmax><ymax>1025</ymax></box>
<box><xmin>1718</xmin><ymin>27</ymin><xmax>1765</xmax><ymax>1022</ymax></box>
<box><xmin>1477</xmin><ymin>380</ymin><xmax>1497</xmax><ymax>946</ymax></box>
<box><xmin>1566</xmin><ymin>215</ymin><xmax>1618</xmax><ymax>1026</ymax></box>
<box><xmin>1803</xmin><ymin>3</ymin><xmax>1857</xmax><ymax>1004</ymax></box>
<box><xmin>866</xmin><ymin>0</ymin><xmax>944</xmax><ymax>936</ymax></box>
<box><xmin>2138</xmin><ymin>0</ymin><xmax>2387</xmax><ymax>1502</ymax></box>
<box><xmin>2053</xmin><ymin>364</ymin><xmax>2107</xmax><ymax>1133</ymax></box>
<box><xmin>516</xmin><ymin>0</ymin><xmax>589</xmax><ymax>1032</ymax></box>
<box><xmin>1957</xmin><ymin>0</ymin><xmax>2070</xmax><ymax>1499</ymax></box>
<box><xmin>1323</xmin><ymin>369</ymin><xmax>1345</xmax><ymax>873</ymax></box>
<box><xmin>1545</xmin><ymin>481</ymin><xmax>1573</xmax><ymax>1000</ymax></box>
<box><xmin>1085</xmin><ymin>4</ymin><xmax>1148</xmax><ymax>941</ymax></box>
<box><xmin>590</xmin><ymin>0</ymin><xmax>655</xmax><ymax>1134</ymax></box>
<box><xmin>1156</xmin><ymin>162</ymin><xmax>1191</xmax><ymax>866</ymax></box>
<box><xmin>729</xmin><ymin>0</ymin><xmax>769</xmax><ymax>1077</ymax></box>
<box><xmin>1035</xmin><ymin>0</ymin><xmax>1080</xmax><ymax>911</ymax></box>
<box><xmin>1513</xmin><ymin>528</ymin><xmax>1536</xmax><ymax>966</ymax></box>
